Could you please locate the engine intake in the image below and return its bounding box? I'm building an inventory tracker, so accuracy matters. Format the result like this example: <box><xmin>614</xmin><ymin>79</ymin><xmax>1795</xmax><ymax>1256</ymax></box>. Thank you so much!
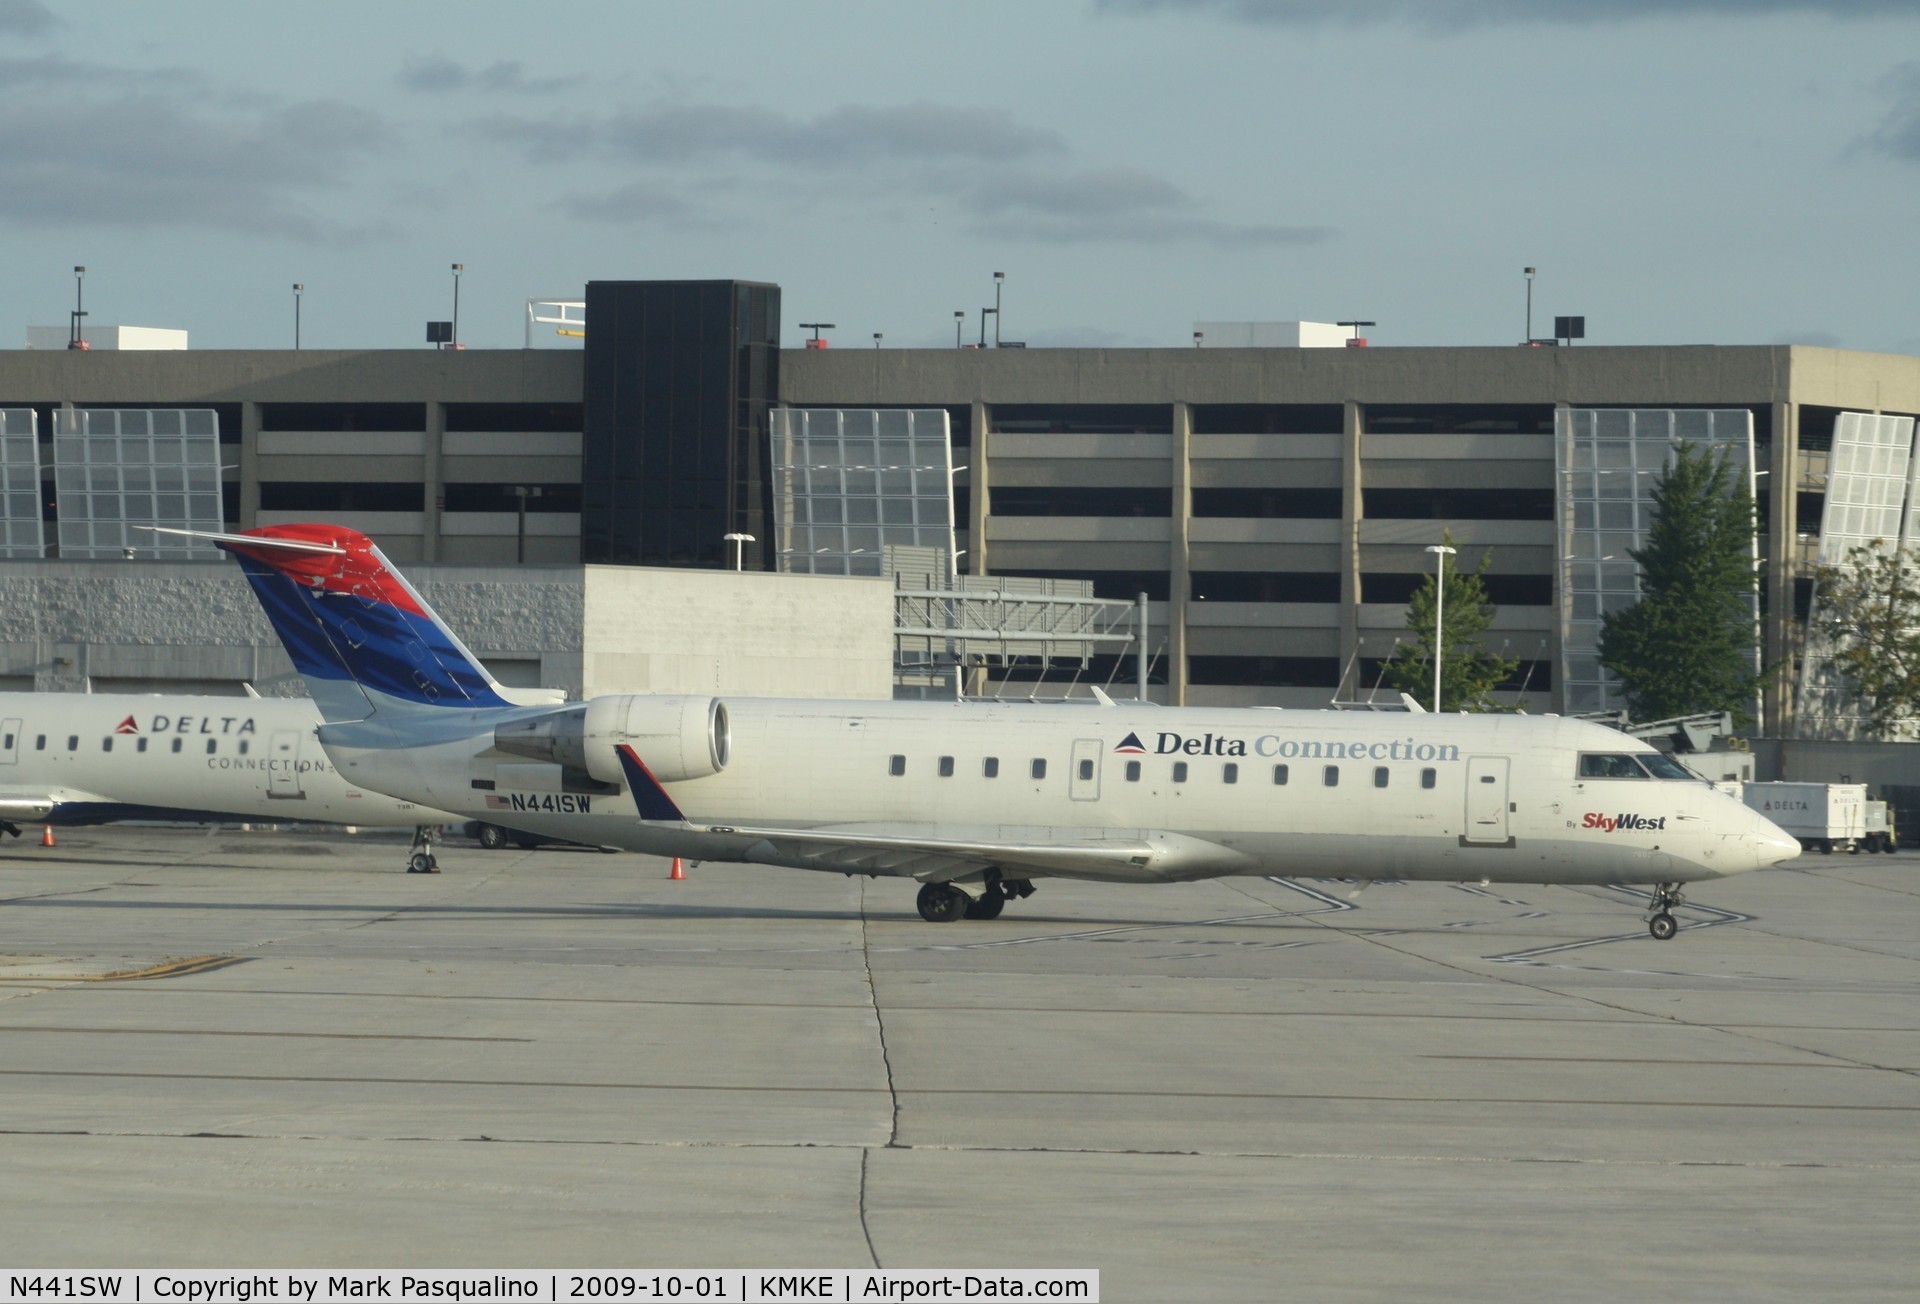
<box><xmin>494</xmin><ymin>695</ymin><xmax>729</xmax><ymax>784</ymax></box>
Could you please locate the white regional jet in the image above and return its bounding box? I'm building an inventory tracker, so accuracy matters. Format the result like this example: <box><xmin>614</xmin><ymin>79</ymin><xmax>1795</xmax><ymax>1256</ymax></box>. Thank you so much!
<box><xmin>0</xmin><ymin>691</ymin><xmax>465</xmax><ymax>872</ymax></box>
<box><xmin>184</xmin><ymin>523</ymin><xmax>1800</xmax><ymax>940</ymax></box>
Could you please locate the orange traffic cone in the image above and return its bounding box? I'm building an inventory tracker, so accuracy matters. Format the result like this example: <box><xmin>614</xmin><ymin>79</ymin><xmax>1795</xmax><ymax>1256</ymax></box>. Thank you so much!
<box><xmin>40</xmin><ymin>825</ymin><xmax>55</xmax><ymax>847</ymax></box>
<box><xmin>669</xmin><ymin>857</ymin><xmax>685</xmax><ymax>880</ymax></box>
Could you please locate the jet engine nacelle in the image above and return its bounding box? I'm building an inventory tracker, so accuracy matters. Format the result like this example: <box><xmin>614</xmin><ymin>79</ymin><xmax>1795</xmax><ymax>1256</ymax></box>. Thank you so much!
<box><xmin>494</xmin><ymin>695</ymin><xmax>730</xmax><ymax>784</ymax></box>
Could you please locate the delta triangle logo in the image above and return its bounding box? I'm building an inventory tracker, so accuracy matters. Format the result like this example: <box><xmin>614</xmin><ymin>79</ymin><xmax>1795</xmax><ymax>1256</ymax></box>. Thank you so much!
<box><xmin>1114</xmin><ymin>731</ymin><xmax>1147</xmax><ymax>754</ymax></box>
<box><xmin>114</xmin><ymin>716</ymin><xmax>139</xmax><ymax>735</ymax></box>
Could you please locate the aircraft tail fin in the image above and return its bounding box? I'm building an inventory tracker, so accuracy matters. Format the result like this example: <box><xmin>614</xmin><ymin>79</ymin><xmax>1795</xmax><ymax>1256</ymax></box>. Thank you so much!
<box><xmin>152</xmin><ymin>524</ymin><xmax>512</xmax><ymax>722</ymax></box>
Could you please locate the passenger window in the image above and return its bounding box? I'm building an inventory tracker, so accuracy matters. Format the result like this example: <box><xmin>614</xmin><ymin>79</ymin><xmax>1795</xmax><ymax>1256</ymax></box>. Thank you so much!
<box><xmin>1126</xmin><ymin>760</ymin><xmax>1141</xmax><ymax>782</ymax></box>
<box><xmin>938</xmin><ymin>756</ymin><xmax>954</xmax><ymax>778</ymax></box>
<box><xmin>983</xmin><ymin>757</ymin><xmax>999</xmax><ymax>778</ymax></box>
<box><xmin>67</xmin><ymin>735</ymin><xmax>77</xmax><ymax>751</ymax></box>
<box><xmin>2</xmin><ymin>733</ymin><xmax>10</xmax><ymax>749</ymax></box>
<box><xmin>35</xmin><ymin>735</ymin><xmax>45</xmax><ymax>750</ymax></box>
<box><xmin>137</xmin><ymin>737</ymin><xmax>149</xmax><ymax>753</ymax></box>
<box><xmin>239</xmin><ymin>741</ymin><xmax>250</xmax><ymax>757</ymax></box>
<box><xmin>1373</xmin><ymin>767</ymin><xmax>1388</xmax><ymax>789</ymax></box>
<box><xmin>171</xmin><ymin>738</ymin><xmax>183</xmax><ymax>754</ymax></box>
<box><xmin>206</xmin><ymin>739</ymin><xmax>217</xmax><ymax>755</ymax></box>
<box><xmin>1579</xmin><ymin>753</ymin><xmax>1648</xmax><ymax>779</ymax></box>
<box><xmin>1223</xmin><ymin>762</ymin><xmax>1238</xmax><ymax>784</ymax></box>
<box><xmin>1272</xmin><ymin>764</ymin><xmax>1288</xmax><ymax>785</ymax></box>
<box><xmin>1172</xmin><ymin>761</ymin><xmax>1188</xmax><ymax>783</ymax></box>
<box><xmin>1421</xmin><ymin>768</ymin><xmax>1436</xmax><ymax>789</ymax></box>
<box><xmin>889</xmin><ymin>754</ymin><xmax>906</xmax><ymax>777</ymax></box>
<box><xmin>102</xmin><ymin>738</ymin><xmax>113</xmax><ymax>752</ymax></box>
<box><xmin>1031</xmin><ymin>759</ymin><xmax>1047</xmax><ymax>780</ymax></box>
<box><xmin>1077</xmin><ymin>758</ymin><xmax>1094</xmax><ymax>781</ymax></box>
<box><xmin>1324</xmin><ymin>765</ymin><xmax>1339</xmax><ymax>787</ymax></box>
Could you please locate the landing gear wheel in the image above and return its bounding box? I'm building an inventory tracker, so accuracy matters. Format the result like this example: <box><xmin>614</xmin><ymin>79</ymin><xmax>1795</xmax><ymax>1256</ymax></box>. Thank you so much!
<box><xmin>476</xmin><ymin>823</ymin><xmax>510</xmax><ymax>850</ymax></box>
<box><xmin>964</xmin><ymin>892</ymin><xmax>1005</xmax><ymax>920</ymax></box>
<box><xmin>915</xmin><ymin>882</ymin><xmax>969</xmax><ymax>923</ymax></box>
<box><xmin>1648</xmin><ymin>912</ymin><xmax>1677</xmax><ymax>941</ymax></box>
<box><xmin>405</xmin><ymin>824</ymin><xmax>442</xmax><ymax>874</ymax></box>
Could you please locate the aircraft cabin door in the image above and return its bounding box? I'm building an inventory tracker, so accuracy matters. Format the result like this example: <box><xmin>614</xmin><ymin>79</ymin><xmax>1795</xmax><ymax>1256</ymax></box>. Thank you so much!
<box><xmin>268</xmin><ymin>730</ymin><xmax>305</xmax><ymax>800</ymax></box>
<box><xmin>0</xmin><ymin>718</ymin><xmax>20</xmax><ymax>766</ymax></box>
<box><xmin>1463</xmin><ymin>755</ymin><xmax>1512</xmax><ymax>846</ymax></box>
<box><xmin>1070</xmin><ymin>738</ymin><xmax>1103</xmax><ymax>802</ymax></box>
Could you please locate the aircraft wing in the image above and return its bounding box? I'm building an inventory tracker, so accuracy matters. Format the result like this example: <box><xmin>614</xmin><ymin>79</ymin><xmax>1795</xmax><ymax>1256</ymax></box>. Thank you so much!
<box><xmin>610</xmin><ymin>743</ymin><xmax>1248</xmax><ymax>882</ymax></box>
<box><xmin>695</xmin><ymin>822</ymin><xmax>1246</xmax><ymax>884</ymax></box>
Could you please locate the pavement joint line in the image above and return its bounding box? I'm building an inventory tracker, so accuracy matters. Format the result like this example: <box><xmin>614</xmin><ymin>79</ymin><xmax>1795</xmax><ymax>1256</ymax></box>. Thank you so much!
<box><xmin>37</xmin><ymin>985</ymin><xmax>1769</xmax><ymax>1022</ymax></box>
<box><xmin>1</xmin><ymin>1068</ymin><xmax>1914</xmax><ymax>1109</ymax></box>
<box><xmin>0</xmin><ymin>1128</ymin><xmax>1913</xmax><ymax>1170</ymax></box>
<box><xmin>0</xmin><ymin>1024</ymin><xmax>530</xmax><ymax>1042</ymax></box>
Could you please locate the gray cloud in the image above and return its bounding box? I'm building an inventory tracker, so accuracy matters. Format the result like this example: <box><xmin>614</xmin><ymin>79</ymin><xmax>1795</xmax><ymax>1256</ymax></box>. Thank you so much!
<box><xmin>1867</xmin><ymin>63</ymin><xmax>1920</xmax><ymax>161</ymax></box>
<box><xmin>1097</xmin><ymin>0</ymin><xmax>1920</xmax><ymax>30</ymax></box>
<box><xmin>399</xmin><ymin>54</ymin><xmax>578</xmax><ymax>96</ymax></box>
<box><xmin>0</xmin><ymin>0</ymin><xmax>58</xmax><ymax>36</ymax></box>
<box><xmin>473</xmin><ymin>101</ymin><xmax>1064</xmax><ymax>167</ymax></box>
<box><xmin>558</xmin><ymin>180</ymin><xmax>710</xmax><ymax>228</ymax></box>
<box><xmin>0</xmin><ymin>83</ymin><xmax>392</xmax><ymax>241</ymax></box>
<box><xmin>965</xmin><ymin>168</ymin><xmax>1331</xmax><ymax>247</ymax></box>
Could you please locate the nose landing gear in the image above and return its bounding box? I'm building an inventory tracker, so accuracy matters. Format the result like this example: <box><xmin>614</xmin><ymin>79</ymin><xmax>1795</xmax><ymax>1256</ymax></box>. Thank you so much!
<box><xmin>1647</xmin><ymin>882</ymin><xmax>1684</xmax><ymax>940</ymax></box>
<box><xmin>406</xmin><ymin>824</ymin><xmax>440</xmax><ymax>874</ymax></box>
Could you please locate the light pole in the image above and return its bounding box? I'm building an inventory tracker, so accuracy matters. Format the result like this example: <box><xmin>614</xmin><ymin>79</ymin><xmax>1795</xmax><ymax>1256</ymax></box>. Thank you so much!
<box><xmin>70</xmin><ymin>265</ymin><xmax>87</xmax><ymax>349</ymax></box>
<box><xmin>450</xmin><ymin>263</ymin><xmax>464</xmax><ymax>348</ymax></box>
<box><xmin>723</xmin><ymin>532</ymin><xmax>754</xmax><ymax>572</ymax></box>
<box><xmin>992</xmin><ymin>271</ymin><xmax>1004</xmax><ymax>346</ymax></box>
<box><xmin>1425</xmin><ymin>543</ymin><xmax>1457</xmax><ymax>712</ymax></box>
<box><xmin>1523</xmin><ymin>266</ymin><xmax>1535</xmax><ymax>343</ymax></box>
<box><xmin>504</xmin><ymin>485</ymin><xmax>543</xmax><ymax>562</ymax></box>
<box><xmin>954</xmin><ymin>310</ymin><xmax>964</xmax><ymax>348</ymax></box>
<box><xmin>292</xmin><ymin>283</ymin><xmax>304</xmax><ymax>349</ymax></box>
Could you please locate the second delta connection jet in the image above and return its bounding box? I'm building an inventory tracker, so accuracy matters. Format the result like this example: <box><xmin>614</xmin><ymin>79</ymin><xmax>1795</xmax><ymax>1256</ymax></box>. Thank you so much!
<box><xmin>170</xmin><ymin>523</ymin><xmax>1800</xmax><ymax>940</ymax></box>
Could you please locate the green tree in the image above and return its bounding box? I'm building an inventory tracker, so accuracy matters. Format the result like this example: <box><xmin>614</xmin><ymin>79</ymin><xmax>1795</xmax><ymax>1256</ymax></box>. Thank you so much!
<box><xmin>1810</xmin><ymin>542</ymin><xmax>1920</xmax><ymax>737</ymax></box>
<box><xmin>1596</xmin><ymin>441</ymin><xmax>1764</xmax><ymax>723</ymax></box>
<box><xmin>1378</xmin><ymin>534</ymin><xmax>1520</xmax><ymax>712</ymax></box>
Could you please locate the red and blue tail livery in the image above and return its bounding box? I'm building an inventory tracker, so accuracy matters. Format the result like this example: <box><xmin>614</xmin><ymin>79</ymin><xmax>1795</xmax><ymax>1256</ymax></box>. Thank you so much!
<box><xmin>157</xmin><ymin>524</ymin><xmax>510</xmax><ymax>718</ymax></box>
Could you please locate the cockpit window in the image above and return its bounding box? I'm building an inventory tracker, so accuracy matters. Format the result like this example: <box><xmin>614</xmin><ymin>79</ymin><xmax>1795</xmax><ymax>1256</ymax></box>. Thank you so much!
<box><xmin>1579</xmin><ymin>753</ymin><xmax>1649</xmax><ymax>779</ymax></box>
<box><xmin>1637</xmin><ymin>752</ymin><xmax>1699</xmax><ymax>781</ymax></box>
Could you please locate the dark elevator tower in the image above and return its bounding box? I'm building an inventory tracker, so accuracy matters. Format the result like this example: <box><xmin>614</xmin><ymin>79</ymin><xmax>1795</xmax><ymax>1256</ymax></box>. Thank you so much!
<box><xmin>582</xmin><ymin>280</ymin><xmax>781</xmax><ymax>567</ymax></box>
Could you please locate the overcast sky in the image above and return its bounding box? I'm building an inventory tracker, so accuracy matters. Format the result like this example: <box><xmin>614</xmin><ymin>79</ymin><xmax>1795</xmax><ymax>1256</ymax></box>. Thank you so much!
<box><xmin>4</xmin><ymin>0</ymin><xmax>1919</xmax><ymax>353</ymax></box>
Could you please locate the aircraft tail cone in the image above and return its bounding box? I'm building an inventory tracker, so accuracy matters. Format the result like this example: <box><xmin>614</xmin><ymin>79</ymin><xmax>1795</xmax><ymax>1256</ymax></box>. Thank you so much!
<box><xmin>669</xmin><ymin>857</ymin><xmax>685</xmax><ymax>881</ymax></box>
<box><xmin>39</xmin><ymin>825</ymin><xmax>54</xmax><ymax>848</ymax></box>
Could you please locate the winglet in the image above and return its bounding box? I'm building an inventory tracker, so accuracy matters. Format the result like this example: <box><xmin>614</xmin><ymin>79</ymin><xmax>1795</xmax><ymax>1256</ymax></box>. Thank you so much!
<box><xmin>615</xmin><ymin>744</ymin><xmax>687</xmax><ymax>823</ymax></box>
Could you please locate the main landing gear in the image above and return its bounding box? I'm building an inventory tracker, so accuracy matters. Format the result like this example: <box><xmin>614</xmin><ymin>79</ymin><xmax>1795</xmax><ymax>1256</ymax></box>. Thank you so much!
<box><xmin>406</xmin><ymin>824</ymin><xmax>440</xmax><ymax>875</ymax></box>
<box><xmin>1646</xmin><ymin>882</ymin><xmax>1684</xmax><ymax>941</ymax></box>
<box><xmin>915</xmin><ymin>875</ymin><xmax>1036</xmax><ymax>923</ymax></box>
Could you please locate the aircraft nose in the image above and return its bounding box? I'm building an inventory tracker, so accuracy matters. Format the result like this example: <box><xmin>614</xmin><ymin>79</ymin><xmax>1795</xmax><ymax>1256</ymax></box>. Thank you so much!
<box><xmin>1746</xmin><ymin>809</ymin><xmax>1802</xmax><ymax>868</ymax></box>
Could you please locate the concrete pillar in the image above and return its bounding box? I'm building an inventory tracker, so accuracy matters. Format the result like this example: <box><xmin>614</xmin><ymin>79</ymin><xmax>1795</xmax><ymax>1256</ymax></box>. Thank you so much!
<box><xmin>1169</xmin><ymin>400</ymin><xmax>1192</xmax><ymax>706</ymax></box>
<box><xmin>423</xmin><ymin>400</ymin><xmax>446</xmax><ymax>563</ymax></box>
<box><xmin>237</xmin><ymin>401</ymin><xmax>261</xmax><ymax>528</ymax></box>
<box><xmin>1339</xmin><ymin>400</ymin><xmax>1363</xmax><ymax>693</ymax></box>
<box><xmin>968</xmin><ymin>400</ymin><xmax>988</xmax><ymax>577</ymax></box>
<box><xmin>1767</xmin><ymin>399</ymin><xmax>1798</xmax><ymax>735</ymax></box>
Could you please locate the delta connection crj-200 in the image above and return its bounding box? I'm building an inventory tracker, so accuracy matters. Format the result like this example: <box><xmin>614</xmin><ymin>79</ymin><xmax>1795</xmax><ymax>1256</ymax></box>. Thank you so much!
<box><xmin>154</xmin><ymin>523</ymin><xmax>1800</xmax><ymax>942</ymax></box>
